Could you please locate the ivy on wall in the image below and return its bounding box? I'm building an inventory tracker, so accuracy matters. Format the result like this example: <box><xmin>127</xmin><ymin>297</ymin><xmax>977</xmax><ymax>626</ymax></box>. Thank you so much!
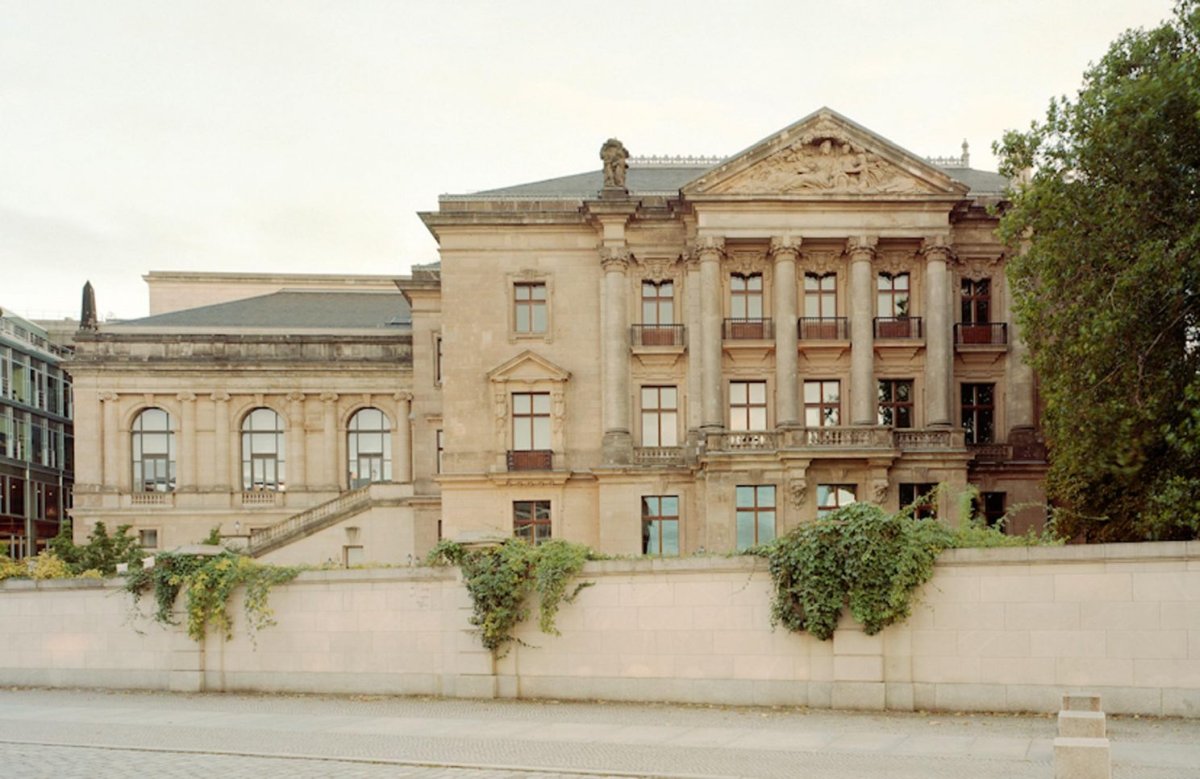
<box><xmin>426</xmin><ymin>538</ymin><xmax>593</xmax><ymax>655</ymax></box>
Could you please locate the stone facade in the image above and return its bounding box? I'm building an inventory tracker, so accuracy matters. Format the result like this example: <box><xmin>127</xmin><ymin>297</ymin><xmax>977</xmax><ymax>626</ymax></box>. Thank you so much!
<box><xmin>66</xmin><ymin>108</ymin><xmax>1047</xmax><ymax>563</ymax></box>
<box><xmin>423</xmin><ymin>108</ymin><xmax>1046</xmax><ymax>556</ymax></box>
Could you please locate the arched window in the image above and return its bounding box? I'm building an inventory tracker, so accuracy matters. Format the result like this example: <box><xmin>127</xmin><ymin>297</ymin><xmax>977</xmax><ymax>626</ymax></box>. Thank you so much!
<box><xmin>132</xmin><ymin>408</ymin><xmax>174</xmax><ymax>492</ymax></box>
<box><xmin>348</xmin><ymin>408</ymin><xmax>391</xmax><ymax>487</ymax></box>
<box><xmin>241</xmin><ymin>408</ymin><xmax>285</xmax><ymax>491</ymax></box>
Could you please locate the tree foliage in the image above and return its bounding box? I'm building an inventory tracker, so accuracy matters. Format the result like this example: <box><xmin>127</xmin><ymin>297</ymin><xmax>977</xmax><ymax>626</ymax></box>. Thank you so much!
<box><xmin>995</xmin><ymin>1</ymin><xmax>1200</xmax><ymax>541</ymax></box>
<box><xmin>48</xmin><ymin>521</ymin><xmax>144</xmax><ymax>576</ymax></box>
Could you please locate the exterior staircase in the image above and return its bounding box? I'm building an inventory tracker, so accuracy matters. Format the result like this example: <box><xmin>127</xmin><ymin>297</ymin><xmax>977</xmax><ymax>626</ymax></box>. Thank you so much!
<box><xmin>247</xmin><ymin>485</ymin><xmax>373</xmax><ymax>558</ymax></box>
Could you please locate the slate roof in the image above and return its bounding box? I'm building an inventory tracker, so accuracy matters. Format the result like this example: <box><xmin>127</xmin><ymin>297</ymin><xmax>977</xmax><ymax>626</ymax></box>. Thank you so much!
<box><xmin>451</xmin><ymin>163</ymin><xmax>1008</xmax><ymax>200</ymax></box>
<box><xmin>112</xmin><ymin>290</ymin><xmax>411</xmax><ymax>330</ymax></box>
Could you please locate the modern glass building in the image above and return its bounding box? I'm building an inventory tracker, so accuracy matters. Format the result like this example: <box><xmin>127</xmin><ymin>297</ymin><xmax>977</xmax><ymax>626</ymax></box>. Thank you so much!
<box><xmin>0</xmin><ymin>307</ymin><xmax>73</xmax><ymax>557</ymax></box>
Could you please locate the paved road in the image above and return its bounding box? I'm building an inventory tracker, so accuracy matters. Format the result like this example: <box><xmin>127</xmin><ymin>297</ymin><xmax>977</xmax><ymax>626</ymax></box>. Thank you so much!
<box><xmin>1</xmin><ymin>688</ymin><xmax>1198</xmax><ymax>778</ymax></box>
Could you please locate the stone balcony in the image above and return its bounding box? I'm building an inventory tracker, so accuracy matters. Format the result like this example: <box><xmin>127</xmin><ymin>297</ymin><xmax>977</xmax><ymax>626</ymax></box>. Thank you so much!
<box><xmin>704</xmin><ymin>426</ymin><xmax>966</xmax><ymax>456</ymax></box>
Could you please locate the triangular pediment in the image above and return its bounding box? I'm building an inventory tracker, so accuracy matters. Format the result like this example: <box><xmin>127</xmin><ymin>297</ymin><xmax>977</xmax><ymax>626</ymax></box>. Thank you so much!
<box><xmin>682</xmin><ymin>108</ymin><xmax>968</xmax><ymax>199</ymax></box>
<box><xmin>487</xmin><ymin>350</ymin><xmax>571</xmax><ymax>384</ymax></box>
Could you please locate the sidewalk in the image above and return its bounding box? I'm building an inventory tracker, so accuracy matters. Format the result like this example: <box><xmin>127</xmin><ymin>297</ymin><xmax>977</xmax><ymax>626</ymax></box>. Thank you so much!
<box><xmin>1</xmin><ymin>688</ymin><xmax>1197</xmax><ymax>778</ymax></box>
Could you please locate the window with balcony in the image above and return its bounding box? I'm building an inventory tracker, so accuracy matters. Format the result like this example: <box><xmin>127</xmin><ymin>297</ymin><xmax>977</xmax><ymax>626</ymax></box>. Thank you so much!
<box><xmin>640</xmin><ymin>386</ymin><xmax>678</xmax><ymax>447</ymax></box>
<box><xmin>735</xmin><ymin>485</ymin><xmax>775</xmax><ymax>550</ymax></box>
<box><xmin>876</xmin><ymin>273</ymin><xmax>920</xmax><ymax>337</ymax></box>
<box><xmin>957</xmin><ymin>278</ymin><xmax>1005</xmax><ymax>344</ymax></box>
<box><xmin>348</xmin><ymin>407</ymin><xmax>392</xmax><ymax>487</ymax></box>
<box><xmin>899</xmin><ymin>483</ymin><xmax>938</xmax><ymax>519</ymax></box>
<box><xmin>513</xmin><ymin>282</ymin><xmax>547</xmax><ymax>334</ymax></box>
<box><xmin>514</xmin><ymin>500</ymin><xmax>551</xmax><ymax>544</ymax></box>
<box><xmin>727</xmin><ymin>273</ymin><xmax>767</xmax><ymax>338</ymax></box>
<box><xmin>729</xmin><ymin>381</ymin><xmax>767</xmax><ymax>431</ymax></box>
<box><xmin>241</xmin><ymin>407</ymin><xmax>286</xmax><ymax>491</ymax></box>
<box><xmin>803</xmin><ymin>380</ymin><xmax>840</xmax><ymax>427</ymax></box>
<box><xmin>817</xmin><ymin>484</ymin><xmax>856</xmax><ymax>517</ymax></box>
<box><xmin>878</xmin><ymin>379</ymin><xmax>914</xmax><ymax>428</ymax></box>
<box><xmin>132</xmin><ymin>408</ymin><xmax>175</xmax><ymax>493</ymax></box>
<box><xmin>801</xmin><ymin>273</ymin><xmax>844</xmax><ymax>339</ymax></box>
<box><xmin>642</xmin><ymin>495</ymin><xmax>679</xmax><ymax>557</ymax></box>
<box><xmin>636</xmin><ymin>280</ymin><xmax>682</xmax><ymax>346</ymax></box>
<box><xmin>962</xmin><ymin>383</ymin><xmax>996</xmax><ymax>444</ymax></box>
<box><xmin>510</xmin><ymin>392</ymin><xmax>551</xmax><ymax>470</ymax></box>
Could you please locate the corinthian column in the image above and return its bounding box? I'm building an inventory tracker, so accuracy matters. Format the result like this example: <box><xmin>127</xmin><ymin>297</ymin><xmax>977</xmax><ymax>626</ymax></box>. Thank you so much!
<box><xmin>697</xmin><ymin>236</ymin><xmax>725</xmax><ymax>431</ymax></box>
<box><xmin>601</xmin><ymin>247</ymin><xmax>632</xmax><ymax>464</ymax></box>
<box><xmin>847</xmin><ymin>236</ymin><xmax>878</xmax><ymax>425</ymax></box>
<box><xmin>922</xmin><ymin>236</ymin><xmax>954</xmax><ymax>427</ymax></box>
<box><xmin>770</xmin><ymin>235</ymin><xmax>801</xmax><ymax>428</ymax></box>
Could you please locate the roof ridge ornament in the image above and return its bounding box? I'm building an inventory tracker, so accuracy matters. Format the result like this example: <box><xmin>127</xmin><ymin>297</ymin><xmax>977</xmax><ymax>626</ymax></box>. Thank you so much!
<box><xmin>630</xmin><ymin>154</ymin><xmax>726</xmax><ymax>167</ymax></box>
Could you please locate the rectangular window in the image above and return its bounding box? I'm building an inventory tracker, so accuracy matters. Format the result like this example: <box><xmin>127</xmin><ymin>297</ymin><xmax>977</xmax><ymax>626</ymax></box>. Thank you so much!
<box><xmin>435</xmin><ymin>429</ymin><xmax>444</xmax><ymax>474</ymax></box>
<box><xmin>514</xmin><ymin>500</ymin><xmax>551</xmax><ymax>544</ymax></box>
<box><xmin>899</xmin><ymin>483</ymin><xmax>938</xmax><ymax>519</ymax></box>
<box><xmin>877</xmin><ymin>273</ymin><xmax>910</xmax><ymax>317</ymax></box>
<box><xmin>730</xmin><ymin>274</ymin><xmax>764</xmax><ymax>319</ymax></box>
<box><xmin>962</xmin><ymin>383</ymin><xmax>996</xmax><ymax>444</ymax></box>
<box><xmin>878</xmin><ymin>379</ymin><xmax>914</xmax><ymax>428</ymax></box>
<box><xmin>729</xmin><ymin>381</ymin><xmax>767</xmax><ymax>431</ymax></box>
<box><xmin>803</xmin><ymin>380</ymin><xmax>840</xmax><ymax>427</ymax></box>
<box><xmin>735</xmin><ymin>485</ymin><xmax>775</xmax><ymax>550</ymax></box>
<box><xmin>642</xmin><ymin>495</ymin><xmax>680</xmax><ymax>557</ymax></box>
<box><xmin>514</xmin><ymin>282</ymin><xmax>547</xmax><ymax>334</ymax></box>
<box><xmin>804</xmin><ymin>273</ymin><xmax>837</xmax><ymax>318</ymax></box>
<box><xmin>961</xmin><ymin>278</ymin><xmax>991</xmax><ymax>324</ymax></box>
<box><xmin>817</xmin><ymin>484</ymin><xmax>856</xmax><ymax>517</ymax></box>
<box><xmin>138</xmin><ymin>529</ymin><xmax>159</xmax><ymax>549</ymax></box>
<box><xmin>640</xmin><ymin>386</ymin><xmax>678</xmax><ymax>447</ymax></box>
<box><xmin>641</xmin><ymin>281</ymin><xmax>674</xmax><ymax>325</ymax></box>
<box><xmin>974</xmin><ymin>491</ymin><xmax>1006</xmax><ymax>527</ymax></box>
<box><xmin>512</xmin><ymin>393</ymin><xmax>551</xmax><ymax>450</ymax></box>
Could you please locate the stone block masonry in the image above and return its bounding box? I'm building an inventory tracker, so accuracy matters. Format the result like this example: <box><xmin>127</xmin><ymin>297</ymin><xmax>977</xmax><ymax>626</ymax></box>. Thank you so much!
<box><xmin>1</xmin><ymin>542</ymin><xmax>1199</xmax><ymax>716</ymax></box>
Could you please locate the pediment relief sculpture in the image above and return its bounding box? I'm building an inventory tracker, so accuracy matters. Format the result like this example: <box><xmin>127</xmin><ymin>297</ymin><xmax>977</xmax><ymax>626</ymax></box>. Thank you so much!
<box><xmin>800</xmin><ymin>250</ymin><xmax>843</xmax><ymax>276</ymax></box>
<box><xmin>956</xmin><ymin>253</ymin><xmax>1004</xmax><ymax>278</ymax></box>
<box><xmin>726</xmin><ymin>250</ymin><xmax>769</xmax><ymax>279</ymax></box>
<box><xmin>875</xmin><ymin>250</ymin><xmax>914</xmax><ymax>276</ymax></box>
<box><xmin>709</xmin><ymin>120</ymin><xmax>940</xmax><ymax>196</ymax></box>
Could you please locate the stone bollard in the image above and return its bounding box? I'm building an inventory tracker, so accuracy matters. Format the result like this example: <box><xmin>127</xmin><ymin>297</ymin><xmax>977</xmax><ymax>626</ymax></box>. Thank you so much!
<box><xmin>1054</xmin><ymin>693</ymin><xmax>1110</xmax><ymax>779</ymax></box>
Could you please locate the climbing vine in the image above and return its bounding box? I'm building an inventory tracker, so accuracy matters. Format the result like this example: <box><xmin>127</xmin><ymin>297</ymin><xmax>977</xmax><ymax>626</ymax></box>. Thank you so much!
<box><xmin>426</xmin><ymin>538</ymin><xmax>593</xmax><ymax>654</ymax></box>
<box><xmin>760</xmin><ymin>493</ymin><xmax>1061</xmax><ymax>641</ymax></box>
<box><xmin>124</xmin><ymin>550</ymin><xmax>302</xmax><ymax>642</ymax></box>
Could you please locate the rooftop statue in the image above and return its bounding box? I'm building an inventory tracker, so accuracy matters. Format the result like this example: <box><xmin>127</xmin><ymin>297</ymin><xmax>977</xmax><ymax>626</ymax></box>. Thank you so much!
<box><xmin>600</xmin><ymin>138</ymin><xmax>629</xmax><ymax>189</ymax></box>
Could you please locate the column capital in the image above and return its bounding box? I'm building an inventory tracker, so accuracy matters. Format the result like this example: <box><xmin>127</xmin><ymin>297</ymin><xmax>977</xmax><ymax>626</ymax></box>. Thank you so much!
<box><xmin>319</xmin><ymin>392</ymin><xmax>339</xmax><ymax>404</ymax></box>
<box><xmin>393</xmin><ymin>391</ymin><xmax>414</xmax><ymax>403</ymax></box>
<box><xmin>600</xmin><ymin>246</ymin><xmax>631</xmax><ymax>272</ymax></box>
<box><xmin>845</xmin><ymin>235</ymin><xmax>878</xmax><ymax>260</ymax></box>
<box><xmin>176</xmin><ymin>391</ymin><xmax>196</xmax><ymax>403</ymax></box>
<box><xmin>693</xmin><ymin>235</ymin><xmax>726</xmax><ymax>260</ymax></box>
<box><xmin>920</xmin><ymin>234</ymin><xmax>956</xmax><ymax>263</ymax></box>
<box><xmin>209</xmin><ymin>391</ymin><xmax>230</xmax><ymax>403</ymax></box>
<box><xmin>768</xmin><ymin>234</ymin><xmax>802</xmax><ymax>262</ymax></box>
<box><xmin>99</xmin><ymin>391</ymin><xmax>119</xmax><ymax>403</ymax></box>
<box><xmin>285</xmin><ymin>391</ymin><xmax>305</xmax><ymax>403</ymax></box>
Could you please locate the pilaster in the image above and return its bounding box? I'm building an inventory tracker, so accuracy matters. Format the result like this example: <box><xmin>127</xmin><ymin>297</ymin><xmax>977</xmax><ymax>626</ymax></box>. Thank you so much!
<box><xmin>395</xmin><ymin>391</ymin><xmax>414</xmax><ymax>483</ymax></box>
<box><xmin>600</xmin><ymin>247</ymin><xmax>632</xmax><ymax>464</ymax></box>
<box><xmin>847</xmin><ymin>236</ymin><xmax>878</xmax><ymax>425</ymax></box>
<box><xmin>770</xmin><ymin>235</ymin><xmax>801</xmax><ymax>428</ymax></box>
<box><xmin>286</xmin><ymin>392</ymin><xmax>307</xmax><ymax>489</ymax></box>
<box><xmin>177</xmin><ymin>392</ymin><xmax>197</xmax><ymax>491</ymax></box>
<box><xmin>210</xmin><ymin>392</ymin><xmax>230</xmax><ymax>492</ymax></box>
<box><xmin>697</xmin><ymin>235</ymin><xmax>726</xmax><ymax>432</ymax></box>
<box><xmin>921</xmin><ymin>235</ymin><xmax>954</xmax><ymax>427</ymax></box>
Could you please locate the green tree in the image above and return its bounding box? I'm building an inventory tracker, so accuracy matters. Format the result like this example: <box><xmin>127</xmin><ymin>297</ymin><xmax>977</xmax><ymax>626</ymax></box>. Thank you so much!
<box><xmin>49</xmin><ymin>521</ymin><xmax>145</xmax><ymax>576</ymax></box>
<box><xmin>995</xmin><ymin>1</ymin><xmax>1200</xmax><ymax>541</ymax></box>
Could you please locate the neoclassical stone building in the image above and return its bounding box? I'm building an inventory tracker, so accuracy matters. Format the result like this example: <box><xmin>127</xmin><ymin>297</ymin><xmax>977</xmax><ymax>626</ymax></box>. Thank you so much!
<box><xmin>423</xmin><ymin>108</ymin><xmax>1045</xmax><ymax>556</ymax></box>
<box><xmin>68</xmin><ymin>108</ymin><xmax>1046</xmax><ymax>562</ymax></box>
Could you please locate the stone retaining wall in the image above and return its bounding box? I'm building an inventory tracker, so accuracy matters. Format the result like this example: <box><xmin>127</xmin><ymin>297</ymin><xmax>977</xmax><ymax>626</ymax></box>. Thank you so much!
<box><xmin>2</xmin><ymin>542</ymin><xmax>1198</xmax><ymax>716</ymax></box>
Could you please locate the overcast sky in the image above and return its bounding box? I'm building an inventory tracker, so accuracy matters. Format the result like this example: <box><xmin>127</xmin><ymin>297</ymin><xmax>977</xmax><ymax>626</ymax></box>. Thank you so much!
<box><xmin>1</xmin><ymin>0</ymin><xmax>1178</xmax><ymax>320</ymax></box>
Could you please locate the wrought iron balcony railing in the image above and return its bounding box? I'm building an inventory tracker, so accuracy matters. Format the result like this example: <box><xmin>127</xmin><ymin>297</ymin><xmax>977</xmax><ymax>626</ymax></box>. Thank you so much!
<box><xmin>874</xmin><ymin>316</ymin><xmax>924</xmax><ymax>339</ymax></box>
<box><xmin>723</xmin><ymin>318</ymin><xmax>774</xmax><ymax>340</ymax></box>
<box><xmin>507</xmin><ymin>449</ymin><xmax>553</xmax><ymax>471</ymax></box>
<box><xmin>798</xmin><ymin>317</ymin><xmax>849</xmax><ymax>340</ymax></box>
<box><xmin>955</xmin><ymin>322</ymin><xmax>1008</xmax><ymax>346</ymax></box>
<box><xmin>631</xmin><ymin>324</ymin><xmax>686</xmax><ymax>347</ymax></box>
